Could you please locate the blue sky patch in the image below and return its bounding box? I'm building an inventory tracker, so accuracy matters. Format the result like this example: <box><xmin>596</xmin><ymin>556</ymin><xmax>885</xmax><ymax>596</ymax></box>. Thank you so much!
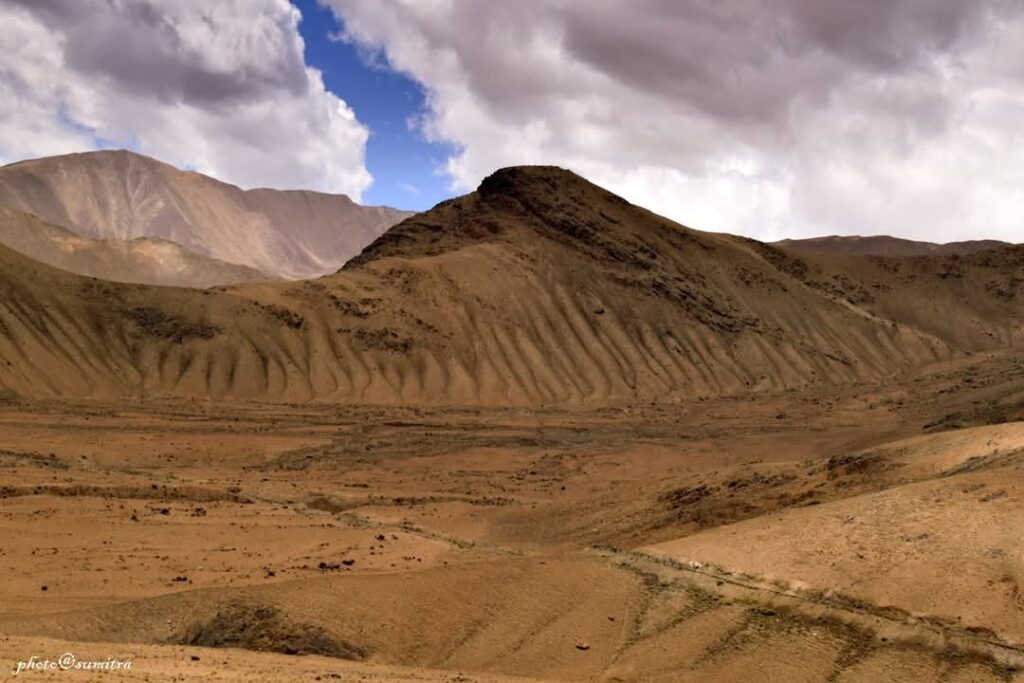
<box><xmin>292</xmin><ymin>0</ymin><xmax>456</xmax><ymax>210</ymax></box>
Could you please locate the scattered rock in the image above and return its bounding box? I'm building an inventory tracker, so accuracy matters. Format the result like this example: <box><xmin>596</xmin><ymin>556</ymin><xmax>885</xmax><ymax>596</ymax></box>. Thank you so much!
<box><xmin>980</xmin><ymin>490</ymin><xmax>1007</xmax><ymax>503</ymax></box>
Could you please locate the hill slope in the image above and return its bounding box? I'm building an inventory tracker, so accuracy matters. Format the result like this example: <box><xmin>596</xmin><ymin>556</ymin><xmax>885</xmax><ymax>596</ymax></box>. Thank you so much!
<box><xmin>0</xmin><ymin>150</ymin><xmax>413</xmax><ymax>279</ymax></box>
<box><xmin>0</xmin><ymin>166</ymin><xmax>1021</xmax><ymax>404</ymax></box>
<box><xmin>0</xmin><ymin>205</ymin><xmax>268</xmax><ymax>287</ymax></box>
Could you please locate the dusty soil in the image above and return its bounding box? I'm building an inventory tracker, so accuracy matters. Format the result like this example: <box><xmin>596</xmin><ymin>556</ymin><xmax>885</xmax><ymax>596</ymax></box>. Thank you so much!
<box><xmin>0</xmin><ymin>348</ymin><xmax>1022</xmax><ymax>681</ymax></box>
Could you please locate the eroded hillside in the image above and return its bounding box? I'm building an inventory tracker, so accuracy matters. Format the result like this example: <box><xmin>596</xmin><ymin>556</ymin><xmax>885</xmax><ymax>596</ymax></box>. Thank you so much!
<box><xmin>0</xmin><ymin>166</ymin><xmax>1021</xmax><ymax>404</ymax></box>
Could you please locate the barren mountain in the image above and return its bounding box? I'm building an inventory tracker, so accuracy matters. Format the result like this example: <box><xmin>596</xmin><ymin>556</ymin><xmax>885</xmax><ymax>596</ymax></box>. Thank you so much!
<box><xmin>0</xmin><ymin>150</ymin><xmax>413</xmax><ymax>279</ymax></box>
<box><xmin>0</xmin><ymin>165</ymin><xmax>1021</xmax><ymax>403</ymax></box>
<box><xmin>777</xmin><ymin>234</ymin><xmax>1014</xmax><ymax>257</ymax></box>
<box><xmin>0</xmin><ymin>205</ymin><xmax>268</xmax><ymax>288</ymax></box>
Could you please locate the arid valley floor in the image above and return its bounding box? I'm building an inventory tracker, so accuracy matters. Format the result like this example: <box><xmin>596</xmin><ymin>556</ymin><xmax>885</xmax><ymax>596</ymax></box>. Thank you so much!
<box><xmin>2</xmin><ymin>346</ymin><xmax>1024</xmax><ymax>681</ymax></box>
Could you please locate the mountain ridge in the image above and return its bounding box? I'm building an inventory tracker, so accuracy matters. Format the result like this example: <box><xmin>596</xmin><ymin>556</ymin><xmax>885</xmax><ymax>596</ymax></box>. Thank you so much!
<box><xmin>776</xmin><ymin>234</ymin><xmax>1015</xmax><ymax>257</ymax></box>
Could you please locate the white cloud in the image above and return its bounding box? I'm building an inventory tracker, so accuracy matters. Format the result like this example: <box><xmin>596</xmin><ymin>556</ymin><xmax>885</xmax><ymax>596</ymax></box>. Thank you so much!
<box><xmin>0</xmin><ymin>0</ymin><xmax>372</xmax><ymax>199</ymax></box>
<box><xmin>325</xmin><ymin>0</ymin><xmax>1024</xmax><ymax>241</ymax></box>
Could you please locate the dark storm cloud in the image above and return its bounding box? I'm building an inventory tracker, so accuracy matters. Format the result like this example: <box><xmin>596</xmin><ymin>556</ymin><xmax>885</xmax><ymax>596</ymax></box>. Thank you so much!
<box><xmin>787</xmin><ymin>0</ymin><xmax>995</xmax><ymax>67</ymax></box>
<box><xmin>506</xmin><ymin>0</ymin><xmax>1013</xmax><ymax>125</ymax></box>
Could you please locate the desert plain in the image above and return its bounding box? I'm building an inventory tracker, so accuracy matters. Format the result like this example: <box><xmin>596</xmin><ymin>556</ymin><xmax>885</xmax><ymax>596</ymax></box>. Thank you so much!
<box><xmin>0</xmin><ymin>349</ymin><xmax>1022</xmax><ymax>681</ymax></box>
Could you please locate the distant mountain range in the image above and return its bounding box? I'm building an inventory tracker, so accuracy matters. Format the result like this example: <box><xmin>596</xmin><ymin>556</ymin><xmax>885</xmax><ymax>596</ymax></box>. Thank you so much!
<box><xmin>0</xmin><ymin>150</ymin><xmax>412</xmax><ymax>285</ymax></box>
<box><xmin>776</xmin><ymin>234</ymin><xmax>1014</xmax><ymax>257</ymax></box>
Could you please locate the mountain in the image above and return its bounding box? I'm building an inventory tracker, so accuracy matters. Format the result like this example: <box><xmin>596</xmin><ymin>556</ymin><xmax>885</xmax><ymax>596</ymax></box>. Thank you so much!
<box><xmin>0</xmin><ymin>166</ymin><xmax>1021</xmax><ymax>403</ymax></box>
<box><xmin>0</xmin><ymin>205</ymin><xmax>267</xmax><ymax>288</ymax></box>
<box><xmin>0</xmin><ymin>150</ymin><xmax>413</xmax><ymax>280</ymax></box>
<box><xmin>777</xmin><ymin>234</ymin><xmax>1014</xmax><ymax>257</ymax></box>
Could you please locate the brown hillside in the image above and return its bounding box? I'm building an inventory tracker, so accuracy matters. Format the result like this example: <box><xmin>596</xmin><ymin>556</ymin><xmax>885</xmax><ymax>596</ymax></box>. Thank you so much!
<box><xmin>781</xmin><ymin>246</ymin><xmax>1024</xmax><ymax>350</ymax></box>
<box><xmin>0</xmin><ymin>166</ymin><xmax>1021</xmax><ymax>404</ymax></box>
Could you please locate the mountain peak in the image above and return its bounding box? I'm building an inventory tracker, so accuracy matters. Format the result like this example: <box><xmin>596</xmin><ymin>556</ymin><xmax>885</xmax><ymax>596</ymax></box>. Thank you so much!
<box><xmin>475</xmin><ymin>165</ymin><xmax>630</xmax><ymax>211</ymax></box>
<box><xmin>346</xmin><ymin>164</ymin><xmax>706</xmax><ymax>272</ymax></box>
<box><xmin>345</xmin><ymin>165</ymin><xmax>623</xmax><ymax>267</ymax></box>
<box><xmin>478</xmin><ymin>165</ymin><xmax>585</xmax><ymax>193</ymax></box>
<box><xmin>3</xmin><ymin>148</ymin><xmax>172</xmax><ymax>172</ymax></box>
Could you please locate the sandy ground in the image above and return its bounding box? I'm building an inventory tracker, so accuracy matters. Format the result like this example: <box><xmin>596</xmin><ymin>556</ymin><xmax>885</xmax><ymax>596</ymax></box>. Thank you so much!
<box><xmin>1</xmin><ymin>350</ymin><xmax>1023</xmax><ymax>680</ymax></box>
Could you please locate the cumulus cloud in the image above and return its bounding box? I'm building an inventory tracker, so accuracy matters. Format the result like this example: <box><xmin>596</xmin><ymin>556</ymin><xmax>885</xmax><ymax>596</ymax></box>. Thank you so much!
<box><xmin>0</xmin><ymin>0</ymin><xmax>371</xmax><ymax>198</ymax></box>
<box><xmin>326</xmin><ymin>0</ymin><xmax>1024</xmax><ymax>241</ymax></box>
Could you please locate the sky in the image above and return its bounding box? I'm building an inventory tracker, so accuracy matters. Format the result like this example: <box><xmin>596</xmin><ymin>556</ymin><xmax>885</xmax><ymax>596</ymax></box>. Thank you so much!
<box><xmin>290</xmin><ymin>0</ymin><xmax>453</xmax><ymax>209</ymax></box>
<box><xmin>1</xmin><ymin>0</ymin><xmax>1023</xmax><ymax>242</ymax></box>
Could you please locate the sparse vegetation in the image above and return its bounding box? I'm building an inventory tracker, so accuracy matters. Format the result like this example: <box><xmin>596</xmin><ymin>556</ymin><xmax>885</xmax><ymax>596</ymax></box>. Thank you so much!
<box><xmin>259</xmin><ymin>303</ymin><xmax>306</xmax><ymax>329</ymax></box>
<box><xmin>351</xmin><ymin>326</ymin><xmax>412</xmax><ymax>353</ymax></box>
<box><xmin>179</xmin><ymin>604</ymin><xmax>365</xmax><ymax>659</ymax></box>
<box><xmin>123</xmin><ymin>306</ymin><xmax>219</xmax><ymax>342</ymax></box>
